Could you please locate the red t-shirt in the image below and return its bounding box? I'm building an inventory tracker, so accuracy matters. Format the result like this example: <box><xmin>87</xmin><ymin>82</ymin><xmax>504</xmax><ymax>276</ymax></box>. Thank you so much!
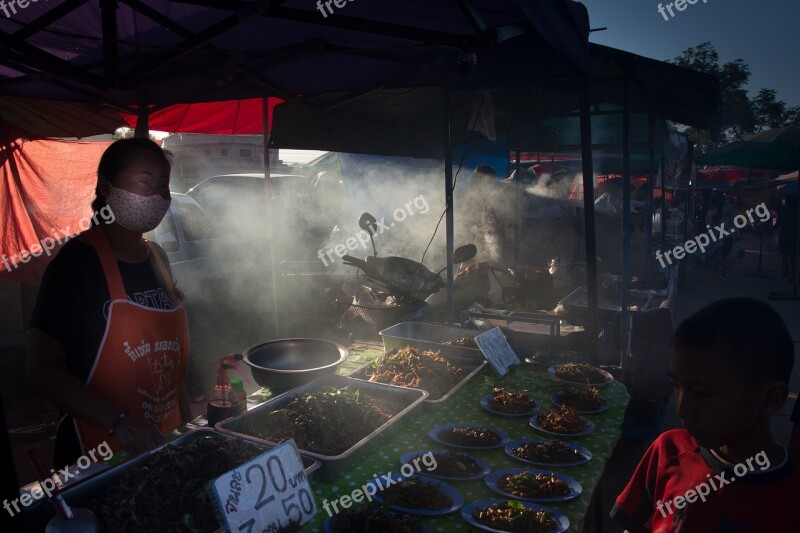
<box><xmin>611</xmin><ymin>429</ymin><xmax>800</xmax><ymax>532</ymax></box>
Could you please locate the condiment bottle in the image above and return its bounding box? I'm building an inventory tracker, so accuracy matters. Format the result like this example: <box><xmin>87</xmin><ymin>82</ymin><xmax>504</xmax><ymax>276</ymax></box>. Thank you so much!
<box><xmin>229</xmin><ymin>375</ymin><xmax>248</xmax><ymax>408</ymax></box>
<box><xmin>207</xmin><ymin>353</ymin><xmax>246</xmax><ymax>426</ymax></box>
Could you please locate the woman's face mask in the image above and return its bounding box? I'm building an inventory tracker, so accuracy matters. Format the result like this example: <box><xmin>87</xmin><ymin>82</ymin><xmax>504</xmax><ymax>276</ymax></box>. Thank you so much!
<box><xmin>105</xmin><ymin>185</ymin><xmax>171</xmax><ymax>233</ymax></box>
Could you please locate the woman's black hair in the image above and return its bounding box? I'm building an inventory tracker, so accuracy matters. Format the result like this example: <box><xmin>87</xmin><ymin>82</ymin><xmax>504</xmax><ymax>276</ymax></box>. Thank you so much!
<box><xmin>671</xmin><ymin>297</ymin><xmax>794</xmax><ymax>385</ymax></box>
<box><xmin>92</xmin><ymin>138</ymin><xmax>172</xmax><ymax>212</ymax></box>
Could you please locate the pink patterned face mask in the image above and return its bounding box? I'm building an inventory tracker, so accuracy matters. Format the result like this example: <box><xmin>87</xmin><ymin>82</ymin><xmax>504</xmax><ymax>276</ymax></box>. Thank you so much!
<box><xmin>105</xmin><ymin>186</ymin><xmax>171</xmax><ymax>233</ymax></box>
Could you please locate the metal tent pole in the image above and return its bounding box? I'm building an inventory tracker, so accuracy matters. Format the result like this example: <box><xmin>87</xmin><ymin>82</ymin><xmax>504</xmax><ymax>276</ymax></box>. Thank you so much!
<box><xmin>620</xmin><ymin>81</ymin><xmax>631</xmax><ymax>366</ymax></box>
<box><xmin>443</xmin><ymin>88</ymin><xmax>455</xmax><ymax>321</ymax></box>
<box><xmin>263</xmin><ymin>97</ymin><xmax>280</xmax><ymax>335</ymax></box>
<box><xmin>751</xmin><ymin>167</ymin><xmax>768</xmax><ymax>277</ymax></box>
<box><xmin>645</xmin><ymin>113</ymin><xmax>655</xmax><ymax>288</ymax></box>
<box><xmin>579</xmin><ymin>82</ymin><xmax>599</xmax><ymax>366</ymax></box>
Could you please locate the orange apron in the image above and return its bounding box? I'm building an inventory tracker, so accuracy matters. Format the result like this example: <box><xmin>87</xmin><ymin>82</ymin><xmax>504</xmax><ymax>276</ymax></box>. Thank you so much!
<box><xmin>75</xmin><ymin>227</ymin><xmax>189</xmax><ymax>453</ymax></box>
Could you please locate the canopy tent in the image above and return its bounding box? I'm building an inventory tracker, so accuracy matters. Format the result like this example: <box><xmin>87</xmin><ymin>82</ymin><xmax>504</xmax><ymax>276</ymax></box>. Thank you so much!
<box><xmin>695</xmin><ymin>165</ymin><xmax>773</xmax><ymax>183</ymax></box>
<box><xmin>270</xmin><ymin>42</ymin><xmax>720</xmax><ymax>156</ymax></box>
<box><xmin>120</xmin><ymin>98</ymin><xmax>284</xmax><ymax>136</ymax></box>
<box><xmin>0</xmin><ymin>96</ymin><xmax>126</xmax><ymax>143</ymax></box>
<box><xmin>696</xmin><ymin>125</ymin><xmax>800</xmax><ymax>171</ymax></box>
<box><xmin>0</xmin><ymin>0</ymin><xmax>589</xmax><ymax>108</ymax></box>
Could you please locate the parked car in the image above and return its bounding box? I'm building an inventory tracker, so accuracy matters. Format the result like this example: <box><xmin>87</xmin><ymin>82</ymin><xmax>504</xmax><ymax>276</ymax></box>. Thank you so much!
<box><xmin>144</xmin><ymin>192</ymin><xmax>227</xmax><ymax>301</ymax></box>
<box><xmin>186</xmin><ymin>173</ymin><xmax>308</xmax><ymax>230</ymax></box>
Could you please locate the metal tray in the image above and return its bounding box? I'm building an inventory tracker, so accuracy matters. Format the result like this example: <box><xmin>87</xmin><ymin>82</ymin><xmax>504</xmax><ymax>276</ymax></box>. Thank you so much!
<box><xmin>558</xmin><ymin>285</ymin><xmax>655</xmax><ymax>320</ymax></box>
<box><xmin>216</xmin><ymin>375</ymin><xmax>428</xmax><ymax>481</ymax></box>
<box><xmin>22</xmin><ymin>428</ymin><xmax>319</xmax><ymax>532</ymax></box>
<box><xmin>347</xmin><ymin>348</ymin><xmax>487</xmax><ymax>408</ymax></box>
<box><xmin>380</xmin><ymin>321</ymin><xmax>486</xmax><ymax>359</ymax></box>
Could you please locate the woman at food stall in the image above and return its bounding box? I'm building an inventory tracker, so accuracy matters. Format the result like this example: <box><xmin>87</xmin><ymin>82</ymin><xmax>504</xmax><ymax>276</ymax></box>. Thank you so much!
<box><xmin>26</xmin><ymin>138</ymin><xmax>191</xmax><ymax>468</ymax></box>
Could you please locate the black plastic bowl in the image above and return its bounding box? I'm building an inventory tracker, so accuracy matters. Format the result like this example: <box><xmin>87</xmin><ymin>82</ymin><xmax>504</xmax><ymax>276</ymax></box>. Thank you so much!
<box><xmin>242</xmin><ymin>339</ymin><xmax>349</xmax><ymax>394</ymax></box>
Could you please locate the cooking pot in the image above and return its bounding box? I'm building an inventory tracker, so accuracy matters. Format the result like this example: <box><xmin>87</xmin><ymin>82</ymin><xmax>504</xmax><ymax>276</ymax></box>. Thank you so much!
<box><xmin>242</xmin><ymin>339</ymin><xmax>348</xmax><ymax>394</ymax></box>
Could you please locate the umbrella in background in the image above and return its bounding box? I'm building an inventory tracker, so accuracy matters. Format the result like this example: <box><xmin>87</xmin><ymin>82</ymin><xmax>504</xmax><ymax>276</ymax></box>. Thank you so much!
<box><xmin>695</xmin><ymin>165</ymin><xmax>771</xmax><ymax>182</ymax></box>
<box><xmin>696</xmin><ymin>125</ymin><xmax>800</xmax><ymax>171</ymax></box>
<box><xmin>697</xmin><ymin>125</ymin><xmax>800</xmax><ymax>300</ymax></box>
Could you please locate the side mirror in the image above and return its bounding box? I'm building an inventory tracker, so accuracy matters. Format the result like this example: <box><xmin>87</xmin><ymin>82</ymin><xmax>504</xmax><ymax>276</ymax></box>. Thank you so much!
<box><xmin>453</xmin><ymin>244</ymin><xmax>477</xmax><ymax>264</ymax></box>
<box><xmin>358</xmin><ymin>212</ymin><xmax>378</xmax><ymax>236</ymax></box>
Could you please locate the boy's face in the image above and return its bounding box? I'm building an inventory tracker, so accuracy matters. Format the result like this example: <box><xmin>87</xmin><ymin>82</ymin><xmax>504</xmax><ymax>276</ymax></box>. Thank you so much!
<box><xmin>669</xmin><ymin>350</ymin><xmax>764</xmax><ymax>450</ymax></box>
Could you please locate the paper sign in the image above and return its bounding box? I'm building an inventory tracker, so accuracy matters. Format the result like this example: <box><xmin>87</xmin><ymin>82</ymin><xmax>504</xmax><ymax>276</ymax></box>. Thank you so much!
<box><xmin>211</xmin><ymin>439</ymin><xmax>317</xmax><ymax>532</ymax></box>
<box><xmin>475</xmin><ymin>327</ymin><xmax>521</xmax><ymax>376</ymax></box>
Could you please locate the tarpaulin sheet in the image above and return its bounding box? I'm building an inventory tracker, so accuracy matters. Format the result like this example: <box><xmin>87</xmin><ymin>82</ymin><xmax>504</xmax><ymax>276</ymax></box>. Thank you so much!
<box><xmin>1</xmin><ymin>139</ymin><xmax>112</xmax><ymax>285</ymax></box>
<box><xmin>120</xmin><ymin>98</ymin><xmax>284</xmax><ymax>135</ymax></box>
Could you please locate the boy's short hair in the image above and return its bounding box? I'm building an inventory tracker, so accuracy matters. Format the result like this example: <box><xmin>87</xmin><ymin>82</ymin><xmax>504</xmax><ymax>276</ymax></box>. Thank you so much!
<box><xmin>671</xmin><ymin>297</ymin><xmax>794</xmax><ymax>384</ymax></box>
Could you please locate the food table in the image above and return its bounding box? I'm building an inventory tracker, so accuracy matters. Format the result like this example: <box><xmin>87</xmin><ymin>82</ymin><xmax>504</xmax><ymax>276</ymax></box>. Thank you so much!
<box><xmin>273</xmin><ymin>342</ymin><xmax>629</xmax><ymax>532</ymax></box>
<box><xmin>24</xmin><ymin>341</ymin><xmax>629</xmax><ymax>532</ymax></box>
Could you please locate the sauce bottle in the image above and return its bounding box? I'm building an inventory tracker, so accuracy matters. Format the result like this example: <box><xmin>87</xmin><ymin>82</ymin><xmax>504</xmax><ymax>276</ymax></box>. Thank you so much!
<box><xmin>207</xmin><ymin>353</ymin><xmax>246</xmax><ymax>426</ymax></box>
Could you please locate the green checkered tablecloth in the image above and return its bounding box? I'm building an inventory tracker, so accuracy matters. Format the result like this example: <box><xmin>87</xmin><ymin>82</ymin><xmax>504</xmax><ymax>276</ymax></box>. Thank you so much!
<box><xmin>299</xmin><ymin>343</ymin><xmax>629</xmax><ymax>532</ymax></box>
<box><xmin>172</xmin><ymin>342</ymin><xmax>629</xmax><ymax>532</ymax></box>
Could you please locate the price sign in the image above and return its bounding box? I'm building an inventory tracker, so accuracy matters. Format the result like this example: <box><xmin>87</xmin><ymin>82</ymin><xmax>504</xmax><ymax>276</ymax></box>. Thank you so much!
<box><xmin>211</xmin><ymin>439</ymin><xmax>317</xmax><ymax>532</ymax></box>
<box><xmin>475</xmin><ymin>327</ymin><xmax>521</xmax><ymax>376</ymax></box>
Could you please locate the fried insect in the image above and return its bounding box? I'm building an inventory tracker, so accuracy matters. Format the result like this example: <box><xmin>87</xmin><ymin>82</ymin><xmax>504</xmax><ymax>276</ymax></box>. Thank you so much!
<box><xmin>86</xmin><ymin>435</ymin><xmax>285</xmax><ymax>532</ymax></box>
<box><xmin>410</xmin><ymin>451</ymin><xmax>482</xmax><ymax>477</ymax></box>
<box><xmin>497</xmin><ymin>471</ymin><xmax>570</xmax><ymax>499</ymax></box>
<box><xmin>473</xmin><ymin>500</ymin><xmax>559</xmax><ymax>532</ymax></box>
<box><xmin>557</xmin><ymin>386</ymin><xmax>605</xmax><ymax>411</ymax></box>
<box><xmin>488</xmin><ymin>387</ymin><xmax>537</xmax><ymax>414</ymax></box>
<box><xmin>245</xmin><ymin>387</ymin><xmax>392</xmax><ymax>455</ymax></box>
<box><xmin>329</xmin><ymin>502</ymin><xmax>425</xmax><ymax>532</ymax></box>
<box><xmin>553</xmin><ymin>363</ymin><xmax>607</xmax><ymax>384</ymax></box>
<box><xmin>536</xmin><ymin>405</ymin><xmax>589</xmax><ymax>434</ymax></box>
<box><xmin>378</xmin><ymin>478</ymin><xmax>453</xmax><ymax>510</ymax></box>
<box><xmin>366</xmin><ymin>346</ymin><xmax>463</xmax><ymax>398</ymax></box>
<box><xmin>437</xmin><ymin>426</ymin><xmax>501</xmax><ymax>446</ymax></box>
<box><xmin>512</xmin><ymin>440</ymin><xmax>584</xmax><ymax>464</ymax></box>
<box><xmin>442</xmin><ymin>337</ymin><xmax>479</xmax><ymax>348</ymax></box>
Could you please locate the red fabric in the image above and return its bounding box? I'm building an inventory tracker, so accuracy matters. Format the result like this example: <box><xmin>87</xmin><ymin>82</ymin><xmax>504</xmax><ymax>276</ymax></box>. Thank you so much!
<box><xmin>120</xmin><ymin>98</ymin><xmax>284</xmax><ymax>135</ymax></box>
<box><xmin>1</xmin><ymin>138</ymin><xmax>112</xmax><ymax>285</ymax></box>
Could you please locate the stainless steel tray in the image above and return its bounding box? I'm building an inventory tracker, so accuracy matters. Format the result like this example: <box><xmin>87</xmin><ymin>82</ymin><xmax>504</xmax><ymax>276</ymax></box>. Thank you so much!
<box><xmin>216</xmin><ymin>375</ymin><xmax>428</xmax><ymax>481</ymax></box>
<box><xmin>23</xmin><ymin>428</ymin><xmax>319</xmax><ymax>532</ymax></box>
<box><xmin>347</xmin><ymin>348</ymin><xmax>487</xmax><ymax>408</ymax></box>
<box><xmin>559</xmin><ymin>285</ymin><xmax>655</xmax><ymax>319</ymax></box>
<box><xmin>379</xmin><ymin>321</ymin><xmax>485</xmax><ymax>360</ymax></box>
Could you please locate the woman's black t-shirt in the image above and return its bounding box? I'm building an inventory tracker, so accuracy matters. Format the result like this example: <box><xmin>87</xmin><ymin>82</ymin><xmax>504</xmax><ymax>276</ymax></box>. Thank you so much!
<box><xmin>30</xmin><ymin>238</ymin><xmax>176</xmax><ymax>467</ymax></box>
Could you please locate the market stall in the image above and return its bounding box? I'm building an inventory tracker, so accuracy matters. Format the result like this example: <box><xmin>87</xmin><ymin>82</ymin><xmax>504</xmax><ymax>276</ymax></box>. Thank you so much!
<box><xmin>23</xmin><ymin>342</ymin><xmax>629</xmax><ymax>532</ymax></box>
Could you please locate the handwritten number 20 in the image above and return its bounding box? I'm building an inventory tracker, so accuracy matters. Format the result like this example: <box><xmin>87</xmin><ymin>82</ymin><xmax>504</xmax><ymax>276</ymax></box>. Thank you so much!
<box><xmin>246</xmin><ymin>463</ymin><xmax>275</xmax><ymax>510</ymax></box>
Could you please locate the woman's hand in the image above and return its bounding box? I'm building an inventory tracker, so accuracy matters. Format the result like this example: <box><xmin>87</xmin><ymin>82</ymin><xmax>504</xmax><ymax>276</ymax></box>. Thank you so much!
<box><xmin>112</xmin><ymin>414</ymin><xmax>165</xmax><ymax>456</ymax></box>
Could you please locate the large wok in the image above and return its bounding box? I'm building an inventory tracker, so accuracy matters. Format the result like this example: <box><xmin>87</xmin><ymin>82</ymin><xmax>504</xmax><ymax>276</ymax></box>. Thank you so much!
<box><xmin>242</xmin><ymin>339</ymin><xmax>348</xmax><ymax>394</ymax></box>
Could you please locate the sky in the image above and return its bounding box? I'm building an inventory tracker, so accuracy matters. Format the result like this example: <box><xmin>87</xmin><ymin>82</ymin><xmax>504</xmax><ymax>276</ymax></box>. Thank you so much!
<box><xmin>583</xmin><ymin>0</ymin><xmax>800</xmax><ymax>107</ymax></box>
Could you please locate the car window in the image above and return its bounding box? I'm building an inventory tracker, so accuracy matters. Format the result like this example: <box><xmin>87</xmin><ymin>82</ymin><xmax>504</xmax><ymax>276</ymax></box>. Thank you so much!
<box><xmin>193</xmin><ymin>181</ymin><xmax>262</xmax><ymax>223</ymax></box>
<box><xmin>173</xmin><ymin>200</ymin><xmax>218</xmax><ymax>241</ymax></box>
<box><xmin>147</xmin><ymin>210</ymin><xmax>180</xmax><ymax>252</ymax></box>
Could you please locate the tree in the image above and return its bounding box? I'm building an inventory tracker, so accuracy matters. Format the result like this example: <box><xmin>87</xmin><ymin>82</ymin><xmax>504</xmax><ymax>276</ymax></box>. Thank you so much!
<box><xmin>670</xmin><ymin>42</ymin><xmax>798</xmax><ymax>153</ymax></box>
<box><xmin>752</xmin><ymin>89</ymin><xmax>800</xmax><ymax>132</ymax></box>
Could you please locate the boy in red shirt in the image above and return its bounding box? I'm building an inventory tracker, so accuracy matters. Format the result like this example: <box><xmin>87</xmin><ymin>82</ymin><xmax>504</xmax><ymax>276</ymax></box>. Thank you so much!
<box><xmin>611</xmin><ymin>298</ymin><xmax>799</xmax><ymax>532</ymax></box>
